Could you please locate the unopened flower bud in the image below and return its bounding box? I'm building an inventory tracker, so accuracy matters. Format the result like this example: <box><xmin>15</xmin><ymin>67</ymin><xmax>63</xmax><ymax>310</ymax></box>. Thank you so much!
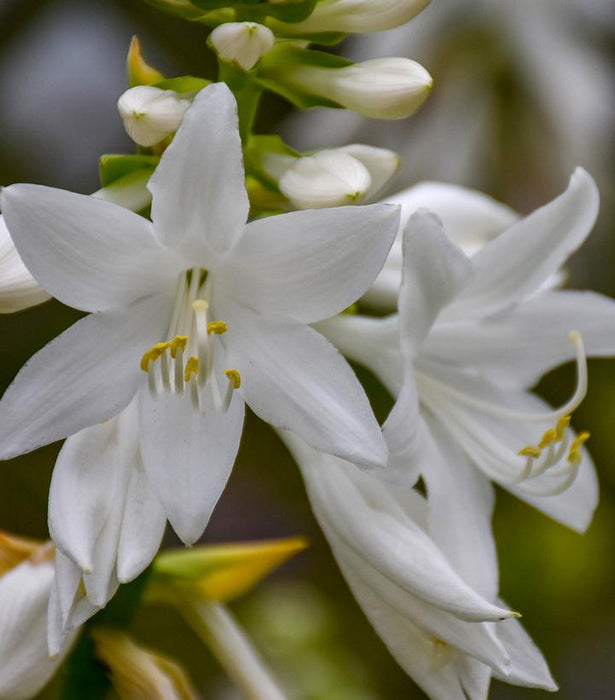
<box><xmin>279</xmin><ymin>150</ymin><xmax>371</xmax><ymax>209</ymax></box>
<box><xmin>117</xmin><ymin>86</ymin><xmax>191</xmax><ymax>147</ymax></box>
<box><xmin>291</xmin><ymin>58</ymin><xmax>432</xmax><ymax>119</ymax></box>
<box><xmin>337</xmin><ymin>144</ymin><xmax>400</xmax><ymax>199</ymax></box>
<box><xmin>210</xmin><ymin>22</ymin><xmax>275</xmax><ymax>71</ymax></box>
<box><xmin>274</xmin><ymin>0</ymin><xmax>431</xmax><ymax>34</ymax></box>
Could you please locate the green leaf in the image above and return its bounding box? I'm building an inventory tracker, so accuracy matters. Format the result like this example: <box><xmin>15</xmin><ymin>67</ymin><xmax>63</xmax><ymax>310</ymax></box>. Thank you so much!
<box><xmin>190</xmin><ymin>0</ymin><xmax>319</xmax><ymax>23</ymax></box>
<box><xmin>99</xmin><ymin>154</ymin><xmax>160</xmax><ymax>187</ymax></box>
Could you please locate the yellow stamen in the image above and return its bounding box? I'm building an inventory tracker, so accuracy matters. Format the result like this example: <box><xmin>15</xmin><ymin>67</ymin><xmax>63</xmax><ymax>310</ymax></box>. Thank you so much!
<box><xmin>568</xmin><ymin>431</ymin><xmax>590</xmax><ymax>464</ymax></box>
<box><xmin>170</xmin><ymin>335</ymin><xmax>188</xmax><ymax>358</ymax></box>
<box><xmin>140</xmin><ymin>342</ymin><xmax>171</xmax><ymax>372</ymax></box>
<box><xmin>207</xmin><ymin>321</ymin><xmax>227</xmax><ymax>335</ymax></box>
<box><xmin>184</xmin><ymin>357</ymin><xmax>199</xmax><ymax>382</ymax></box>
<box><xmin>518</xmin><ymin>445</ymin><xmax>541</xmax><ymax>458</ymax></box>
<box><xmin>555</xmin><ymin>415</ymin><xmax>571</xmax><ymax>440</ymax></box>
<box><xmin>225</xmin><ymin>369</ymin><xmax>241</xmax><ymax>389</ymax></box>
<box><xmin>538</xmin><ymin>428</ymin><xmax>557</xmax><ymax>449</ymax></box>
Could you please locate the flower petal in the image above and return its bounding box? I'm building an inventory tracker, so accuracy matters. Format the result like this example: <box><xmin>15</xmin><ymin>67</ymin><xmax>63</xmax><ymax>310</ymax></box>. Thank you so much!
<box><xmin>364</xmin><ymin>180</ymin><xmax>517</xmax><ymax>309</ymax></box>
<box><xmin>444</xmin><ymin>168</ymin><xmax>599</xmax><ymax>320</ymax></box>
<box><xmin>0</xmin><ymin>215</ymin><xmax>50</xmax><ymax>313</ymax></box>
<box><xmin>0</xmin><ymin>291</ymin><xmax>173</xmax><ymax>460</ymax></box>
<box><xmin>399</xmin><ymin>210</ymin><xmax>473</xmax><ymax>357</ymax></box>
<box><xmin>116</xmin><ymin>458</ymin><xmax>167</xmax><ymax>583</ymax></box>
<box><xmin>1</xmin><ymin>185</ymin><xmax>176</xmax><ymax>312</ymax></box>
<box><xmin>216</xmin><ymin>202</ymin><xmax>399</xmax><ymax>323</ymax></box>
<box><xmin>220</xmin><ymin>299</ymin><xmax>388</xmax><ymax>470</ymax></box>
<box><xmin>424</xmin><ymin>290</ymin><xmax>615</xmax><ymax>389</ymax></box>
<box><xmin>148</xmin><ymin>83</ymin><xmax>248</xmax><ymax>267</ymax></box>
<box><xmin>492</xmin><ymin>608</ymin><xmax>558</xmax><ymax>691</ymax></box>
<box><xmin>139</xmin><ymin>384</ymin><xmax>245</xmax><ymax>545</ymax></box>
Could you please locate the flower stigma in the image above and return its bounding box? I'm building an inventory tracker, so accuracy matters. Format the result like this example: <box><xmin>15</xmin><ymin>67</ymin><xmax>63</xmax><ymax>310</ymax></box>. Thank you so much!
<box><xmin>139</xmin><ymin>268</ymin><xmax>239</xmax><ymax>413</ymax></box>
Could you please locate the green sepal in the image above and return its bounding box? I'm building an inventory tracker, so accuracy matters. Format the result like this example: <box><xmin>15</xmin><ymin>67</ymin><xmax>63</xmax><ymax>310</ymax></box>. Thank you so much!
<box><xmin>143</xmin><ymin>0</ymin><xmax>210</xmax><ymax>21</ymax></box>
<box><xmin>99</xmin><ymin>154</ymin><xmax>160</xmax><ymax>188</ymax></box>
<box><xmin>58</xmin><ymin>570</ymin><xmax>152</xmax><ymax>699</ymax></box>
<box><xmin>189</xmin><ymin>0</ymin><xmax>318</xmax><ymax>23</ymax></box>
<box><xmin>244</xmin><ymin>134</ymin><xmax>299</xmax><ymax>188</ymax></box>
<box><xmin>153</xmin><ymin>75</ymin><xmax>211</xmax><ymax>94</ymax></box>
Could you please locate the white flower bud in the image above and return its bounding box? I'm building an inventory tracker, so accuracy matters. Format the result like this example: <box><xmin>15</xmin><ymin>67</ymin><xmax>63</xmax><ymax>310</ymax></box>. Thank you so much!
<box><xmin>279</xmin><ymin>150</ymin><xmax>372</xmax><ymax>209</ymax></box>
<box><xmin>275</xmin><ymin>0</ymin><xmax>431</xmax><ymax>34</ymax></box>
<box><xmin>337</xmin><ymin>144</ymin><xmax>400</xmax><ymax>199</ymax></box>
<box><xmin>117</xmin><ymin>86</ymin><xmax>191</xmax><ymax>147</ymax></box>
<box><xmin>210</xmin><ymin>22</ymin><xmax>275</xmax><ymax>71</ymax></box>
<box><xmin>291</xmin><ymin>58</ymin><xmax>432</xmax><ymax>119</ymax></box>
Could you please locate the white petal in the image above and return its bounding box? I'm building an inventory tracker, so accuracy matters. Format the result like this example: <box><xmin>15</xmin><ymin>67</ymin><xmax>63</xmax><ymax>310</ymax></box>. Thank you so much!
<box><xmin>424</xmin><ymin>290</ymin><xmax>615</xmax><ymax>389</ymax></box>
<box><xmin>0</xmin><ymin>216</ymin><xmax>50</xmax><ymax>313</ymax></box>
<box><xmin>492</xmin><ymin>608</ymin><xmax>558</xmax><ymax>691</ymax></box>
<box><xmin>149</xmin><ymin>83</ymin><xmax>248</xmax><ymax>268</ymax></box>
<box><xmin>221</xmin><ymin>300</ymin><xmax>388</xmax><ymax>470</ymax></box>
<box><xmin>421</xmin><ymin>416</ymin><xmax>498</xmax><ymax>600</ymax></box>
<box><xmin>217</xmin><ymin>202</ymin><xmax>399</xmax><ymax>324</ymax></box>
<box><xmin>445</xmin><ymin>168</ymin><xmax>599</xmax><ymax>320</ymax></box>
<box><xmin>364</xmin><ymin>181</ymin><xmax>517</xmax><ymax>310</ymax></box>
<box><xmin>454</xmin><ymin>655</ymin><xmax>492</xmax><ymax>700</ymax></box>
<box><xmin>399</xmin><ymin>210</ymin><xmax>473</xmax><ymax>356</ymax></box>
<box><xmin>1</xmin><ymin>184</ymin><xmax>176</xmax><ymax>312</ymax></box>
<box><xmin>49</xmin><ymin>410</ymin><xmax>134</xmax><ymax>573</ymax></box>
<box><xmin>116</xmin><ymin>458</ymin><xmax>167</xmax><ymax>583</ymax></box>
<box><xmin>0</xmin><ymin>291</ymin><xmax>173</xmax><ymax>460</ymax></box>
<box><xmin>0</xmin><ymin>557</ymin><xmax>68</xmax><ymax>699</ymax></box>
<box><xmin>139</xmin><ymin>384</ymin><xmax>245</xmax><ymax>545</ymax></box>
<box><xmin>283</xmin><ymin>433</ymin><xmax>513</xmax><ymax>622</ymax></box>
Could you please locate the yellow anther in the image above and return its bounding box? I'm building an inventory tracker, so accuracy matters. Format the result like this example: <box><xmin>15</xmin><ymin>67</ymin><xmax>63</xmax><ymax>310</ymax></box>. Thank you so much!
<box><xmin>170</xmin><ymin>335</ymin><xmax>188</xmax><ymax>358</ymax></box>
<box><xmin>184</xmin><ymin>357</ymin><xmax>199</xmax><ymax>382</ymax></box>
<box><xmin>568</xmin><ymin>431</ymin><xmax>590</xmax><ymax>464</ymax></box>
<box><xmin>555</xmin><ymin>415</ymin><xmax>571</xmax><ymax>440</ymax></box>
<box><xmin>192</xmin><ymin>299</ymin><xmax>209</xmax><ymax>312</ymax></box>
<box><xmin>225</xmin><ymin>369</ymin><xmax>241</xmax><ymax>389</ymax></box>
<box><xmin>518</xmin><ymin>445</ymin><xmax>541</xmax><ymax>459</ymax></box>
<box><xmin>538</xmin><ymin>428</ymin><xmax>557</xmax><ymax>449</ymax></box>
<box><xmin>140</xmin><ymin>342</ymin><xmax>171</xmax><ymax>372</ymax></box>
<box><xmin>207</xmin><ymin>321</ymin><xmax>227</xmax><ymax>335</ymax></box>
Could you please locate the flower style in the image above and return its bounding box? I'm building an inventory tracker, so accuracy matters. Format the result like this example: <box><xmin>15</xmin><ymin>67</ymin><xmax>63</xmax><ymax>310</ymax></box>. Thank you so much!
<box><xmin>319</xmin><ymin>169</ymin><xmax>615</xmax><ymax>533</ymax></box>
<box><xmin>282</xmin><ymin>433</ymin><xmax>557</xmax><ymax>699</ymax></box>
<box><xmin>0</xmin><ymin>83</ymin><xmax>399</xmax><ymax>546</ymax></box>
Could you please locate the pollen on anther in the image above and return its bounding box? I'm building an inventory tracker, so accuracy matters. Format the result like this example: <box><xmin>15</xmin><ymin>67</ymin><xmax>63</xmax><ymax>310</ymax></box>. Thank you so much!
<box><xmin>538</xmin><ymin>428</ymin><xmax>557</xmax><ymax>449</ymax></box>
<box><xmin>140</xmin><ymin>342</ymin><xmax>171</xmax><ymax>372</ymax></box>
<box><xmin>170</xmin><ymin>335</ymin><xmax>188</xmax><ymax>358</ymax></box>
<box><xmin>225</xmin><ymin>368</ymin><xmax>241</xmax><ymax>389</ymax></box>
<box><xmin>207</xmin><ymin>321</ymin><xmax>227</xmax><ymax>335</ymax></box>
<box><xmin>567</xmin><ymin>431</ymin><xmax>590</xmax><ymax>464</ymax></box>
<box><xmin>518</xmin><ymin>445</ymin><xmax>541</xmax><ymax>458</ymax></box>
<box><xmin>555</xmin><ymin>415</ymin><xmax>571</xmax><ymax>440</ymax></box>
<box><xmin>184</xmin><ymin>356</ymin><xmax>199</xmax><ymax>382</ymax></box>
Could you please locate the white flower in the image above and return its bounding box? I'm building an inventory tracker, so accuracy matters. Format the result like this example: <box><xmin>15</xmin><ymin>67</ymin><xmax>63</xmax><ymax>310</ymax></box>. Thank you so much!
<box><xmin>281</xmin><ymin>433</ymin><xmax>557</xmax><ymax>699</ymax></box>
<box><xmin>271</xmin><ymin>0</ymin><xmax>431</xmax><ymax>34</ymax></box>
<box><xmin>210</xmin><ymin>22</ymin><xmax>275</xmax><ymax>71</ymax></box>
<box><xmin>118</xmin><ymin>85</ymin><xmax>192</xmax><ymax>147</ymax></box>
<box><xmin>0</xmin><ymin>534</ymin><xmax>77</xmax><ymax>698</ymax></box>
<box><xmin>0</xmin><ymin>83</ymin><xmax>399</xmax><ymax>545</ymax></box>
<box><xmin>319</xmin><ymin>169</ymin><xmax>615</xmax><ymax>533</ymax></box>
<box><xmin>0</xmin><ymin>215</ymin><xmax>49</xmax><ymax>313</ymax></box>
<box><xmin>289</xmin><ymin>58</ymin><xmax>432</xmax><ymax>119</ymax></box>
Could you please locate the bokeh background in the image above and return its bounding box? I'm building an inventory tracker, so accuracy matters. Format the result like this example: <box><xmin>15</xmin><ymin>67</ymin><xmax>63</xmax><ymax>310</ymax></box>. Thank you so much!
<box><xmin>1</xmin><ymin>0</ymin><xmax>614</xmax><ymax>697</ymax></box>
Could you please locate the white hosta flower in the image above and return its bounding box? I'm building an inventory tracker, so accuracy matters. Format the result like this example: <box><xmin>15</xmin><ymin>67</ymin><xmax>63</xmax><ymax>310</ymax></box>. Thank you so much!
<box><xmin>290</xmin><ymin>58</ymin><xmax>432</xmax><ymax>119</ymax></box>
<box><xmin>210</xmin><ymin>22</ymin><xmax>275</xmax><ymax>71</ymax></box>
<box><xmin>0</xmin><ymin>83</ymin><xmax>399</xmax><ymax>545</ymax></box>
<box><xmin>282</xmin><ymin>434</ymin><xmax>557</xmax><ymax>699</ymax></box>
<box><xmin>279</xmin><ymin>149</ymin><xmax>371</xmax><ymax>209</ymax></box>
<box><xmin>319</xmin><ymin>169</ymin><xmax>615</xmax><ymax>533</ymax></box>
<box><xmin>0</xmin><ymin>215</ymin><xmax>49</xmax><ymax>313</ymax></box>
<box><xmin>0</xmin><ymin>534</ymin><xmax>77</xmax><ymax>698</ymax></box>
<box><xmin>271</xmin><ymin>0</ymin><xmax>431</xmax><ymax>34</ymax></box>
<box><xmin>118</xmin><ymin>85</ymin><xmax>192</xmax><ymax>147</ymax></box>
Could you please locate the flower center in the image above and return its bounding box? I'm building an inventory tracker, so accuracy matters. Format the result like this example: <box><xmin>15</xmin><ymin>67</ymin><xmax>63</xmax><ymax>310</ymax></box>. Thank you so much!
<box><xmin>417</xmin><ymin>330</ymin><xmax>589</xmax><ymax>495</ymax></box>
<box><xmin>139</xmin><ymin>268</ymin><xmax>240</xmax><ymax>413</ymax></box>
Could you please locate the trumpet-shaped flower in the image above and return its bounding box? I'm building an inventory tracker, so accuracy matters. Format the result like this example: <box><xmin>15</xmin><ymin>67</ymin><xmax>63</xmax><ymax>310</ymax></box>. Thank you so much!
<box><xmin>282</xmin><ymin>433</ymin><xmax>557</xmax><ymax>699</ymax></box>
<box><xmin>0</xmin><ymin>83</ymin><xmax>399</xmax><ymax>545</ymax></box>
<box><xmin>319</xmin><ymin>169</ymin><xmax>615</xmax><ymax>532</ymax></box>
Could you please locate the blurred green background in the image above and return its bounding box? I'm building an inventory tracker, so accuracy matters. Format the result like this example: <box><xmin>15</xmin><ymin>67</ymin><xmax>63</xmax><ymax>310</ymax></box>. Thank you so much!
<box><xmin>1</xmin><ymin>0</ymin><xmax>614</xmax><ymax>697</ymax></box>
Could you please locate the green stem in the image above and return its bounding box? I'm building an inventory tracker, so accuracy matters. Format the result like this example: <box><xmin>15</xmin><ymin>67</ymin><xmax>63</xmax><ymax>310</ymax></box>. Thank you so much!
<box><xmin>218</xmin><ymin>61</ymin><xmax>264</xmax><ymax>144</ymax></box>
